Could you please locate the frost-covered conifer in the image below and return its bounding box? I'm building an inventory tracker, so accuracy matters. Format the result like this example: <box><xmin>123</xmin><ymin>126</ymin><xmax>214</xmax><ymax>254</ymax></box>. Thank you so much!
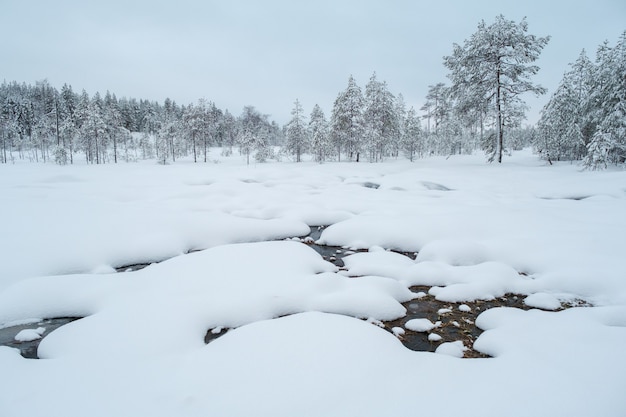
<box><xmin>285</xmin><ymin>99</ymin><xmax>308</xmax><ymax>162</ymax></box>
<box><xmin>402</xmin><ymin>107</ymin><xmax>422</xmax><ymax>161</ymax></box>
<box><xmin>536</xmin><ymin>50</ymin><xmax>594</xmax><ymax>162</ymax></box>
<box><xmin>331</xmin><ymin>75</ymin><xmax>364</xmax><ymax>161</ymax></box>
<box><xmin>363</xmin><ymin>73</ymin><xmax>398</xmax><ymax>162</ymax></box>
<box><xmin>309</xmin><ymin>104</ymin><xmax>330</xmax><ymax>163</ymax></box>
<box><xmin>444</xmin><ymin>15</ymin><xmax>550</xmax><ymax>163</ymax></box>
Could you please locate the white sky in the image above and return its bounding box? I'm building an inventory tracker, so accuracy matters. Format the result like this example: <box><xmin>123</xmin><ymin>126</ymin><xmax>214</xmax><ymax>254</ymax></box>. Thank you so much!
<box><xmin>1</xmin><ymin>0</ymin><xmax>624</xmax><ymax>125</ymax></box>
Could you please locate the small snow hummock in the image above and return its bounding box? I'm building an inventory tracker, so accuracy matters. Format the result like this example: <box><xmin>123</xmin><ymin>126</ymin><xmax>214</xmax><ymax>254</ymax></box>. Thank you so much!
<box><xmin>413</xmin><ymin>291</ymin><xmax>427</xmax><ymax>299</ymax></box>
<box><xmin>524</xmin><ymin>293</ymin><xmax>562</xmax><ymax>311</ymax></box>
<box><xmin>435</xmin><ymin>341</ymin><xmax>467</xmax><ymax>358</ymax></box>
<box><xmin>459</xmin><ymin>304</ymin><xmax>472</xmax><ymax>312</ymax></box>
<box><xmin>428</xmin><ymin>333</ymin><xmax>443</xmax><ymax>342</ymax></box>
<box><xmin>437</xmin><ymin>308</ymin><xmax>452</xmax><ymax>315</ymax></box>
<box><xmin>405</xmin><ymin>318</ymin><xmax>439</xmax><ymax>332</ymax></box>
<box><xmin>392</xmin><ymin>327</ymin><xmax>405</xmax><ymax>337</ymax></box>
<box><xmin>14</xmin><ymin>327</ymin><xmax>46</xmax><ymax>342</ymax></box>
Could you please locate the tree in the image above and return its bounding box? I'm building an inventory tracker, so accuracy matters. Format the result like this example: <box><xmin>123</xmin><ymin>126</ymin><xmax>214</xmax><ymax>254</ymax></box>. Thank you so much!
<box><xmin>401</xmin><ymin>106</ymin><xmax>422</xmax><ymax>161</ymax></box>
<box><xmin>238</xmin><ymin>106</ymin><xmax>271</xmax><ymax>165</ymax></box>
<box><xmin>182</xmin><ymin>100</ymin><xmax>205</xmax><ymax>163</ymax></box>
<box><xmin>285</xmin><ymin>99</ymin><xmax>308</xmax><ymax>162</ymax></box>
<box><xmin>586</xmin><ymin>32</ymin><xmax>626</xmax><ymax>165</ymax></box>
<box><xmin>309</xmin><ymin>104</ymin><xmax>331</xmax><ymax>163</ymax></box>
<box><xmin>444</xmin><ymin>15</ymin><xmax>550</xmax><ymax>163</ymax></box>
<box><xmin>104</xmin><ymin>91</ymin><xmax>123</xmax><ymax>163</ymax></box>
<box><xmin>220</xmin><ymin>109</ymin><xmax>238</xmax><ymax>156</ymax></box>
<box><xmin>536</xmin><ymin>50</ymin><xmax>594</xmax><ymax>162</ymax></box>
<box><xmin>331</xmin><ymin>75</ymin><xmax>364</xmax><ymax>161</ymax></box>
<box><xmin>421</xmin><ymin>83</ymin><xmax>449</xmax><ymax>135</ymax></box>
<box><xmin>363</xmin><ymin>73</ymin><xmax>398</xmax><ymax>162</ymax></box>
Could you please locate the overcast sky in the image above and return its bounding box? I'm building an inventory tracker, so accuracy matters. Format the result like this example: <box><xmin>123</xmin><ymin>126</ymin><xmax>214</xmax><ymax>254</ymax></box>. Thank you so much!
<box><xmin>2</xmin><ymin>0</ymin><xmax>624</xmax><ymax>125</ymax></box>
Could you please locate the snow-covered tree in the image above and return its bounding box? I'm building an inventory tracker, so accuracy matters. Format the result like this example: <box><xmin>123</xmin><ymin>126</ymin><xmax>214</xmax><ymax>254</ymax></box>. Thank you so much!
<box><xmin>285</xmin><ymin>99</ymin><xmax>308</xmax><ymax>162</ymax></box>
<box><xmin>420</xmin><ymin>83</ymin><xmax>449</xmax><ymax>135</ymax></box>
<box><xmin>586</xmin><ymin>32</ymin><xmax>626</xmax><ymax>165</ymax></box>
<box><xmin>220</xmin><ymin>109</ymin><xmax>238</xmax><ymax>156</ymax></box>
<box><xmin>583</xmin><ymin>131</ymin><xmax>615</xmax><ymax>170</ymax></box>
<box><xmin>390</xmin><ymin>93</ymin><xmax>407</xmax><ymax>158</ymax></box>
<box><xmin>444</xmin><ymin>15</ymin><xmax>550</xmax><ymax>163</ymax></box>
<box><xmin>401</xmin><ymin>106</ymin><xmax>422</xmax><ymax>161</ymax></box>
<box><xmin>331</xmin><ymin>75</ymin><xmax>364</xmax><ymax>161</ymax></box>
<box><xmin>363</xmin><ymin>73</ymin><xmax>398</xmax><ymax>162</ymax></box>
<box><xmin>238</xmin><ymin>106</ymin><xmax>272</xmax><ymax>165</ymax></box>
<box><xmin>536</xmin><ymin>50</ymin><xmax>594</xmax><ymax>162</ymax></box>
<box><xmin>309</xmin><ymin>104</ymin><xmax>331</xmax><ymax>163</ymax></box>
<box><xmin>182</xmin><ymin>100</ymin><xmax>206</xmax><ymax>163</ymax></box>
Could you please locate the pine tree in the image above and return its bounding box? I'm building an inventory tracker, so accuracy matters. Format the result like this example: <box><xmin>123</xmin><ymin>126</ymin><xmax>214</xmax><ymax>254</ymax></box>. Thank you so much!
<box><xmin>583</xmin><ymin>131</ymin><xmax>614</xmax><ymax>170</ymax></box>
<box><xmin>220</xmin><ymin>110</ymin><xmax>238</xmax><ymax>156</ymax></box>
<box><xmin>285</xmin><ymin>99</ymin><xmax>308</xmax><ymax>162</ymax></box>
<box><xmin>587</xmin><ymin>32</ymin><xmax>626</xmax><ymax>165</ymax></box>
<box><xmin>309</xmin><ymin>104</ymin><xmax>331</xmax><ymax>163</ymax></box>
<box><xmin>182</xmin><ymin>100</ymin><xmax>206</xmax><ymax>163</ymax></box>
<box><xmin>402</xmin><ymin>107</ymin><xmax>422</xmax><ymax>161</ymax></box>
<box><xmin>536</xmin><ymin>50</ymin><xmax>594</xmax><ymax>162</ymax></box>
<box><xmin>331</xmin><ymin>75</ymin><xmax>364</xmax><ymax>161</ymax></box>
<box><xmin>363</xmin><ymin>73</ymin><xmax>398</xmax><ymax>162</ymax></box>
<box><xmin>59</xmin><ymin>83</ymin><xmax>78</xmax><ymax>164</ymax></box>
<box><xmin>444</xmin><ymin>15</ymin><xmax>550</xmax><ymax>163</ymax></box>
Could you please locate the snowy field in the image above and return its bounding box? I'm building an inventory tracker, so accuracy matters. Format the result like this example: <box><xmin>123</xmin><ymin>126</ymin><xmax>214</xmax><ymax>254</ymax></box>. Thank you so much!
<box><xmin>1</xmin><ymin>149</ymin><xmax>625</xmax><ymax>416</ymax></box>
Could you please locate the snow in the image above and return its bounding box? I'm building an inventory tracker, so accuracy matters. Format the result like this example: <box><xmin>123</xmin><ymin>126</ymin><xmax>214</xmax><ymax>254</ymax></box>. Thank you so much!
<box><xmin>14</xmin><ymin>327</ymin><xmax>45</xmax><ymax>342</ymax></box>
<box><xmin>428</xmin><ymin>333</ymin><xmax>443</xmax><ymax>342</ymax></box>
<box><xmin>435</xmin><ymin>340</ymin><xmax>467</xmax><ymax>357</ymax></box>
<box><xmin>405</xmin><ymin>318</ymin><xmax>439</xmax><ymax>332</ymax></box>
<box><xmin>1</xmin><ymin>149</ymin><xmax>625</xmax><ymax>416</ymax></box>
<box><xmin>524</xmin><ymin>292</ymin><xmax>562</xmax><ymax>310</ymax></box>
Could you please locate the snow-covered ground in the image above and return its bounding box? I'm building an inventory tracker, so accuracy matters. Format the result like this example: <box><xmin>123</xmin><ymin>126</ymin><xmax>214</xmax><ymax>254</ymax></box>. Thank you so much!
<box><xmin>1</xmin><ymin>149</ymin><xmax>625</xmax><ymax>416</ymax></box>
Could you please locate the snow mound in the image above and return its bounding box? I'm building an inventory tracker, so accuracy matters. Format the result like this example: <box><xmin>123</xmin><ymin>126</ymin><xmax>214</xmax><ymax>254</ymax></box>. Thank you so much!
<box><xmin>14</xmin><ymin>327</ymin><xmax>46</xmax><ymax>342</ymax></box>
<box><xmin>524</xmin><ymin>293</ymin><xmax>562</xmax><ymax>310</ymax></box>
<box><xmin>435</xmin><ymin>341</ymin><xmax>467</xmax><ymax>357</ymax></box>
<box><xmin>405</xmin><ymin>261</ymin><xmax>533</xmax><ymax>302</ymax></box>
<box><xmin>405</xmin><ymin>318</ymin><xmax>438</xmax><ymax>332</ymax></box>
<box><xmin>415</xmin><ymin>239</ymin><xmax>492</xmax><ymax>266</ymax></box>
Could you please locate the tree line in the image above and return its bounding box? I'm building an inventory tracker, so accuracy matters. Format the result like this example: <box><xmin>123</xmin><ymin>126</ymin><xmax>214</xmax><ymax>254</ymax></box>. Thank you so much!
<box><xmin>534</xmin><ymin>32</ymin><xmax>626</xmax><ymax>169</ymax></box>
<box><xmin>1</xmin><ymin>16</ymin><xmax>623</xmax><ymax>168</ymax></box>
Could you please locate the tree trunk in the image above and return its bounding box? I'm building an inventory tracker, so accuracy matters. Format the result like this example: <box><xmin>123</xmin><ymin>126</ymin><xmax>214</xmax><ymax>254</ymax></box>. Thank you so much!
<box><xmin>113</xmin><ymin>133</ymin><xmax>118</xmax><ymax>163</ymax></box>
<box><xmin>496</xmin><ymin>65</ymin><xmax>504</xmax><ymax>163</ymax></box>
<box><xmin>192</xmin><ymin>133</ymin><xmax>197</xmax><ymax>163</ymax></box>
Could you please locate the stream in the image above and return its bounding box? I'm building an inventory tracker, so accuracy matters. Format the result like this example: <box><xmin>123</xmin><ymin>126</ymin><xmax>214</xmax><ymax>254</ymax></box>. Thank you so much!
<box><xmin>0</xmin><ymin>226</ymin><xmax>569</xmax><ymax>359</ymax></box>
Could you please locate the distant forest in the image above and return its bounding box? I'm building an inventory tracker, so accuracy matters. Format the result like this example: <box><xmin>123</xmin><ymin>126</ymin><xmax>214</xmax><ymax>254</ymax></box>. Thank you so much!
<box><xmin>1</xmin><ymin>18</ymin><xmax>623</xmax><ymax>168</ymax></box>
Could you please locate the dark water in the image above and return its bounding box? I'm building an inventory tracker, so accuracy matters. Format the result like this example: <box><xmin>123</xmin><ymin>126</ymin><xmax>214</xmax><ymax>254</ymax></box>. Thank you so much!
<box><xmin>0</xmin><ymin>317</ymin><xmax>80</xmax><ymax>358</ymax></box>
<box><xmin>384</xmin><ymin>286</ymin><xmax>532</xmax><ymax>357</ymax></box>
<box><xmin>202</xmin><ymin>227</ymin><xmax>542</xmax><ymax>357</ymax></box>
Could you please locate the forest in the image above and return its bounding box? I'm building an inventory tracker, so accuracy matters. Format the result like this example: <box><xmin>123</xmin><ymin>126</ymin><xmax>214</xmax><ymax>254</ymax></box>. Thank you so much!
<box><xmin>1</xmin><ymin>17</ymin><xmax>624</xmax><ymax>169</ymax></box>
